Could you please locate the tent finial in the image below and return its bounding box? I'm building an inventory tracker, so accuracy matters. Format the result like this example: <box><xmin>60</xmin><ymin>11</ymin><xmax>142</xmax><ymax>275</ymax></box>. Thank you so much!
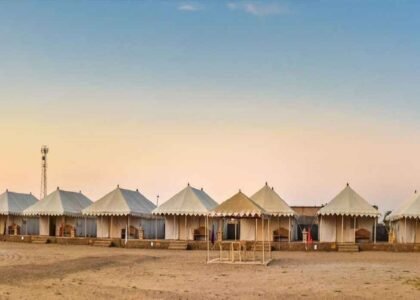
<box><xmin>201</xmin><ymin>187</ymin><xmax>203</xmax><ymax>191</ymax></box>
<box><xmin>272</xmin><ymin>186</ymin><xmax>274</xmax><ymax>190</ymax></box>
<box><xmin>415</xmin><ymin>190</ymin><xmax>417</xmax><ymax>194</ymax></box>
<box><xmin>239</xmin><ymin>188</ymin><xmax>241</xmax><ymax>193</ymax></box>
<box><xmin>187</xmin><ymin>182</ymin><xmax>190</xmax><ymax>187</ymax></box>
<box><xmin>346</xmin><ymin>182</ymin><xmax>349</xmax><ymax>187</ymax></box>
<box><xmin>136</xmin><ymin>188</ymin><xmax>139</xmax><ymax>192</ymax></box>
<box><xmin>117</xmin><ymin>184</ymin><xmax>119</xmax><ymax>188</ymax></box>
<box><xmin>57</xmin><ymin>186</ymin><xmax>59</xmax><ymax>190</ymax></box>
<box><xmin>265</xmin><ymin>181</ymin><xmax>268</xmax><ymax>186</ymax></box>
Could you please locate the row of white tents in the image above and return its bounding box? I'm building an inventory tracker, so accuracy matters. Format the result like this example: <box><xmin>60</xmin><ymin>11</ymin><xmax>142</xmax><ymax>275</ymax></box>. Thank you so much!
<box><xmin>1</xmin><ymin>183</ymin><xmax>419</xmax><ymax>244</ymax></box>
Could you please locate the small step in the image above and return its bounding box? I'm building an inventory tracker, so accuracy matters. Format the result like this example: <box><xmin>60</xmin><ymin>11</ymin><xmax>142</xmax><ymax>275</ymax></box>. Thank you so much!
<box><xmin>168</xmin><ymin>241</ymin><xmax>188</xmax><ymax>250</ymax></box>
<box><xmin>92</xmin><ymin>240</ymin><xmax>112</xmax><ymax>247</ymax></box>
<box><xmin>31</xmin><ymin>236</ymin><xmax>49</xmax><ymax>244</ymax></box>
<box><xmin>254</xmin><ymin>242</ymin><xmax>272</xmax><ymax>251</ymax></box>
<box><xmin>338</xmin><ymin>243</ymin><xmax>359</xmax><ymax>252</ymax></box>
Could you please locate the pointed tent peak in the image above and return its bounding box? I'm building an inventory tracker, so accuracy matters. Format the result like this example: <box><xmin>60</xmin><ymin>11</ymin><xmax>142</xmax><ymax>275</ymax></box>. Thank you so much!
<box><xmin>187</xmin><ymin>182</ymin><xmax>190</xmax><ymax>187</ymax></box>
<box><xmin>117</xmin><ymin>184</ymin><xmax>120</xmax><ymax>188</ymax></box>
<box><xmin>201</xmin><ymin>187</ymin><xmax>203</xmax><ymax>191</ymax></box>
<box><xmin>347</xmin><ymin>182</ymin><xmax>349</xmax><ymax>187</ymax></box>
<box><xmin>415</xmin><ymin>190</ymin><xmax>417</xmax><ymax>194</ymax></box>
<box><xmin>57</xmin><ymin>186</ymin><xmax>60</xmax><ymax>190</ymax></box>
<box><xmin>251</xmin><ymin>184</ymin><xmax>296</xmax><ymax>217</ymax></box>
<box><xmin>136</xmin><ymin>188</ymin><xmax>139</xmax><ymax>192</ymax></box>
<box><xmin>265</xmin><ymin>182</ymin><xmax>268</xmax><ymax>186</ymax></box>
<box><xmin>152</xmin><ymin>184</ymin><xmax>218</xmax><ymax>216</ymax></box>
<box><xmin>318</xmin><ymin>184</ymin><xmax>380</xmax><ymax>217</ymax></box>
<box><xmin>211</xmin><ymin>191</ymin><xmax>267</xmax><ymax>217</ymax></box>
<box><xmin>6</xmin><ymin>189</ymin><xmax>8</xmax><ymax>192</ymax></box>
<box><xmin>389</xmin><ymin>191</ymin><xmax>420</xmax><ymax>221</ymax></box>
<box><xmin>0</xmin><ymin>191</ymin><xmax>39</xmax><ymax>215</ymax></box>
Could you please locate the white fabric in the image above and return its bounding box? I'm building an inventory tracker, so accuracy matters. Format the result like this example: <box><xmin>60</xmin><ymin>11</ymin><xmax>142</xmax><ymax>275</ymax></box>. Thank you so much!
<box><xmin>153</xmin><ymin>185</ymin><xmax>218</xmax><ymax>216</ymax></box>
<box><xmin>211</xmin><ymin>191</ymin><xmax>267</xmax><ymax>217</ymax></box>
<box><xmin>389</xmin><ymin>192</ymin><xmax>420</xmax><ymax>221</ymax></box>
<box><xmin>251</xmin><ymin>184</ymin><xmax>296</xmax><ymax>217</ymax></box>
<box><xmin>318</xmin><ymin>184</ymin><xmax>380</xmax><ymax>217</ymax></box>
<box><xmin>83</xmin><ymin>187</ymin><xmax>156</xmax><ymax>217</ymax></box>
<box><xmin>0</xmin><ymin>191</ymin><xmax>38</xmax><ymax>215</ymax></box>
<box><xmin>24</xmin><ymin>189</ymin><xmax>92</xmax><ymax>217</ymax></box>
<box><xmin>393</xmin><ymin>218</ymin><xmax>420</xmax><ymax>243</ymax></box>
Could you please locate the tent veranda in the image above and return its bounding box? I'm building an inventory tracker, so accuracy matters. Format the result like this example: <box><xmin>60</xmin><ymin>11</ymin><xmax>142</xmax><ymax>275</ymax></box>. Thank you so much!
<box><xmin>83</xmin><ymin>186</ymin><xmax>163</xmax><ymax>240</ymax></box>
<box><xmin>23</xmin><ymin>188</ymin><xmax>96</xmax><ymax>237</ymax></box>
<box><xmin>152</xmin><ymin>184</ymin><xmax>218</xmax><ymax>241</ymax></box>
<box><xmin>0</xmin><ymin>190</ymin><xmax>39</xmax><ymax>235</ymax></box>
<box><xmin>318</xmin><ymin>183</ymin><xmax>380</xmax><ymax>243</ymax></box>
<box><xmin>208</xmin><ymin>190</ymin><xmax>273</xmax><ymax>265</ymax></box>
<box><xmin>250</xmin><ymin>183</ymin><xmax>297</xmax><ymax>242</ymax></box>
<box><xmin>389</xmin><ymin>191</ymin><xmax>420</xmax><ymax>243</ymax></box>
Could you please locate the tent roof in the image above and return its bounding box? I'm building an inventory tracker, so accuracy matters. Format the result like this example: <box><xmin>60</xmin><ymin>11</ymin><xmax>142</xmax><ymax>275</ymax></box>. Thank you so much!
<box><xmin>389</xmin><ymin>191</ymin><xmax>420</xmax><ymax>221</ymax></box>
<box><xmin>153</xmin><ymin>184</ymin><xmax>218</xmax><ymax>216</ymax></box>
<box><xmin>318</xmin><ymin>184</ymin><xmax>380</xmax><ymax>217</ymax></box>
<box><xmin>0</xmin><ymin>190</ymin><xmax>38</xmax><ymax>215</ymax></box>
<box><xmin>211</xmin><ymin>191</ymin><xmax>268</xmax><ymax>217</ymax></box>
<box><xmin>83</xmin><ymin>186</ymin><xmax>156</xmax><ymax>217</ymax></box>
<box><xmin>23</xmin><ymin>188</ymin><xmax>92</xmax><ymax>217</ymax></box>
<box><xmin>250</xmin><ymin>183</ymin><xmax>296</xmax><ymax>217</ymax></box>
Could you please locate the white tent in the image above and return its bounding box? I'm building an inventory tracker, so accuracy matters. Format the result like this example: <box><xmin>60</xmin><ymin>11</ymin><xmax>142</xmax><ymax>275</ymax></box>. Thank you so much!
<box><xmin>0</xmin><ymin>190</ymin><xmax>38</xmax><ymax>235</ymax></box>
<box><xmin>389</xmin><ymin>191</ymin><xmax>420</xmax><ymax>243</ymax></box>
<box><xmin>209</xmin><ymin>191</ymin><xmax>272</xmax><ymax>265</ymax></box>
<box><xmin>83</xmin><ymin>186</ymin><xmax>163</xmax><ymax>239</ymax></box>
<box><xmin>24</xmin><ymin>188</ymin><xmax>95</xmax><ymax>237</ymax></box>
<box><xmin>318</xmin><ymin>183</ymin><xmax>380</xmax><ymax>243</ymax></box>
<box><xmin>211</xmin><ymin>190</ymin><xmax>270</xmax><ymax>241</ymax></box>
<box><xmin>153</xmin><ymin>184</ymin><xmax>218</xmax><ymax>240</ymax></box>
<box><xmin>251</xmin><ymin>183</ymin><xmax>296</xmax><ymax>242</ymax></box>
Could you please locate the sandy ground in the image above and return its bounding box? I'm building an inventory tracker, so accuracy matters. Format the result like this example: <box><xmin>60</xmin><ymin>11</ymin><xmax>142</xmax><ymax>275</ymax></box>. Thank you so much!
<box><xmin>0</xmin><ymin>242</ymin><xmax>419</xmax><ymax>299</ymax></box>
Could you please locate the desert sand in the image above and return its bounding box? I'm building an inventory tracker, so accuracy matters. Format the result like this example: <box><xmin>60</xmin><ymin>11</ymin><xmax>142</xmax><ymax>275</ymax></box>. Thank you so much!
<box><xmin>0</xmin><ymin>242</ymin><xmax>419</xmax><ymax>299</ymax></box>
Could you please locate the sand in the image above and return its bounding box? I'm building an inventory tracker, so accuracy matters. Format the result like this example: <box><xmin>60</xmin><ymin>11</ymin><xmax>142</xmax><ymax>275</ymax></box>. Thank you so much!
<box><xmin>0</xmin><ymin>242</ymin><xmax>419</xmax><ymax>299</ymax></box>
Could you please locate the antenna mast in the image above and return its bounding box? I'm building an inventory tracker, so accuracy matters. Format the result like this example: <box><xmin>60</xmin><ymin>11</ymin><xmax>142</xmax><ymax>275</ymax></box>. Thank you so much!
<box><xmin>40</xmin><ymin>145</ymin><xmax>49</xmax><ymax>199</ymax></box>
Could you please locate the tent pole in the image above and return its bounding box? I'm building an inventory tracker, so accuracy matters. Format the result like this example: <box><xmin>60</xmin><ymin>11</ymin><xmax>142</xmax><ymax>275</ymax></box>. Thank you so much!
<box><xmin>374</xmin><ymin>217</ymin><xmax>377</xmax><ymax>244</ymax></box>
<box><xmin>354</xmin><ymin>216</ymin><xmax>356</xmax><ymax>243</ymax></box>
<box><xmin>341</xmin><ymin>215</ymin><xmax>344</xmax><ymax>243</ymax></box>
<box><xmin>110</xmin><ymin>216</ymin><xmax>113</xmax><ymax>238</ymax></box>
<box><xmin>415</xmin><ymin>218</ymin><xmax>418</xmax><ymax>244</ymax></box>
<box><xmin>185</xmin><ymin>215</ymin><xmax>187</xmax><ymax>241</ymax></box>
<box><xmin>255</xmin><ymin>218</ymin><xmax>257</xmax><ymax>241</ymax></box>
<box><xmin>173</xmin><ymin>215</ymin><xmax>175</xmax><ymax>240</ymax></box>
<box><xmin>206</xmin><ymin>215</ymin><xmax>209</xmax><ymax>262</ymax></box>
<box><xmin>84</xmin><ymin>217</ymin><xmax>87</xmax><ymax>238</ymax></box>
<box><xmin>288</xmin><ymin>216</ymin><xmax>291</xmax><ymax>243</ymax></box>
<box><xmin>268</xmin><ymin>217</ymin><xmax>271</xmax><ymax>242</ymax></box>
<box><xmin>320</xmin><ymin>215</ymin><xmax>322</xmax><ymax>242</ymax></box>
<box><xmin>6</xmin><ymin>215</ymin><xmax>9</xmax><ymax>236</ymax></box>
<box><xmin>262</xmin><ymin>215</ymin><xmax>265</xmax><ymax>264</ymax></box>
<box><xmin>405</xmin><ymin>217</ymin><xmax>407</xmax><ymax>244</ymax></box>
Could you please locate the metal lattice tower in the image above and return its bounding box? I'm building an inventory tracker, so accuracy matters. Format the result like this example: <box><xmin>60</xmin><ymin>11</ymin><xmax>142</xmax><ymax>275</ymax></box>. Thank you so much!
<box><xmin>40</xmin><ymin>145</ymin><xmax>49</xmax><ymax>200</ymax></box>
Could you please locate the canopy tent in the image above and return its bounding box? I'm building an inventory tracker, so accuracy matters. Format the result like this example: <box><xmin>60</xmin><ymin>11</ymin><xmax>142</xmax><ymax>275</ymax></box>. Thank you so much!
<box><xmin>208</xmin><ymin>191</ymin><xmax>272</xmax><ymax>265</ymax></box>
<box><xmin>389</xmin><ymin>191</ymin><xmax>420</xmax><ymax>243</ymax></box>
<box><xmin>83</xmin><ymin>186</ymin><xmax>163</xmax><ymax>239</ymax></box>
<box><xmin>251</xmin><ymin>183</ymin><xmax>297</xmax><ymax>242</ymax></box>
<box><xmin>318</xmin><ymin>183</ymin><xmax>380</xmax><ymax>243</ymax></box>
<box><xmin>0</xmin><ymin>190</ymin><xmax>39</xmax><ymax>235</ymax></box>
<box><xmin>23</xmin><ymin>188</ymin><xmax>95</xmax><ymax>237</ymax></box>
<box><xmin>153</xmin><ymin>184</ymin><xmax>218</xmax><ymax>240</ymax></box>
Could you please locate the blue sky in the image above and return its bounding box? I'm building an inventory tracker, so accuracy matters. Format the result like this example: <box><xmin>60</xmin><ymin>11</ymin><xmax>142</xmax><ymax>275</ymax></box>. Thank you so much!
<box><xmin>1</xmin><ymin>1</ymin><xmax>420</xmax><ymax>211</ymax></box>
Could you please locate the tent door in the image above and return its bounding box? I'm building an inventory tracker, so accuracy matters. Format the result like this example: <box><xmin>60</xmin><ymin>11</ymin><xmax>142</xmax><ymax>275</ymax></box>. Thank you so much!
<box><xmin>49</xmin><ymin>217</ymin><xmax>56</xmax><ymax>236</ymax></box>
<box><xmin>226</xmin><ymin>223</ymin><xmax>240</xmax><ymax>240</ymax></box>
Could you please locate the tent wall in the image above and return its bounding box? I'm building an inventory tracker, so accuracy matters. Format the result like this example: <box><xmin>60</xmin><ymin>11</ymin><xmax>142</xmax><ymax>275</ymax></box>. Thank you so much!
<box><xmin>96</xmin><ymin>216</ymin><xmax>110</xmax><ymax>238</ymax></box>
<box><xmin>335</xmin><ymin>216</ymin><xmax>355</xmax><ymax>243</ymax></box>
<box><xmin>164</xmin><ymin>215</ymin><xmax>217</xmax><ymax>240</ymax></box>
<box><xmin>75</xmin><ymin>218</ymin><xmax>96</xmax><ymax>237</ymax></box>
<box><xmin>39</xmin><ymin>216</ymin><xmax>49</xmax><ymax>236</ymax></box>
<box><xmin>393</xmin><ymin>219</ymin><xmax>418</xmax><ymax>243</ymax></box>
<box><xmin>319</xmin><ymin>215</ymin><xmax>337</xmax><ymax>242</ymax></box>
<box><xmin>23</xmin><ymin>217</ymin><xmax>39</xmax><ymax>235</ymax></box>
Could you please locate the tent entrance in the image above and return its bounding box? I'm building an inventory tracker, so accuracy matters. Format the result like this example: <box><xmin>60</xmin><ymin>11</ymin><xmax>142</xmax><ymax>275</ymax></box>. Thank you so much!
<box><xmin>49</xmin><ymin>217</ymin><xmax>56</xmax><ymax>236</ymax></box>
<box><xmin>226</xmin><ymin>221</ymin><xmax>240</xmax><ymax>240</ymax></box>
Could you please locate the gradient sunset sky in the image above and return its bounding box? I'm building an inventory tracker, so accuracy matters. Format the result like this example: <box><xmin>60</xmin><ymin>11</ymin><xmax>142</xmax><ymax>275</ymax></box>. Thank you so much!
<box><xmin>1</xmin><ymin>1</ymin><xmax>420</xmax><ymax>214</ymax></box>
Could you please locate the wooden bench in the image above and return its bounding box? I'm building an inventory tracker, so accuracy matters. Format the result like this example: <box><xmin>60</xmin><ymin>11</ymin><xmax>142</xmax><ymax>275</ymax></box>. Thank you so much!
<box><xmin>7</xmin><ymin>224</ymin><xmax>20</xmax><ymax>236</ymax></box>
<box><xmin>193</xmin><ymin>226</ymin><xmax>210</xmax><ymax>241</ymax></box>
<box><xmin>121</xmin><ymin>226</ymin><xmax>139</xmax><ymax>239</ymax></box>
<box><xmin>59</xmin><ymin>224</ymin><xmax>75</xmax><ymax>237</ymax></box>
<box><xmin>355</xmin><ymin>228</ymin><xmax>371</xmax><ymax>243</ymax></box>
<box><xmin>273</xmin><ymin>227</ymin><xmax>289</xmax><ymax>241</ymax></box>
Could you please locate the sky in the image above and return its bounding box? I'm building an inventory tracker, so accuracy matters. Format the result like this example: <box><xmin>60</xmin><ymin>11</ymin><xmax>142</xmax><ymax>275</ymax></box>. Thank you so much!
<box><xmin>1</xmin><ymin>0</ymin><xmax>420</xmax><ymax>215</ymax></box>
